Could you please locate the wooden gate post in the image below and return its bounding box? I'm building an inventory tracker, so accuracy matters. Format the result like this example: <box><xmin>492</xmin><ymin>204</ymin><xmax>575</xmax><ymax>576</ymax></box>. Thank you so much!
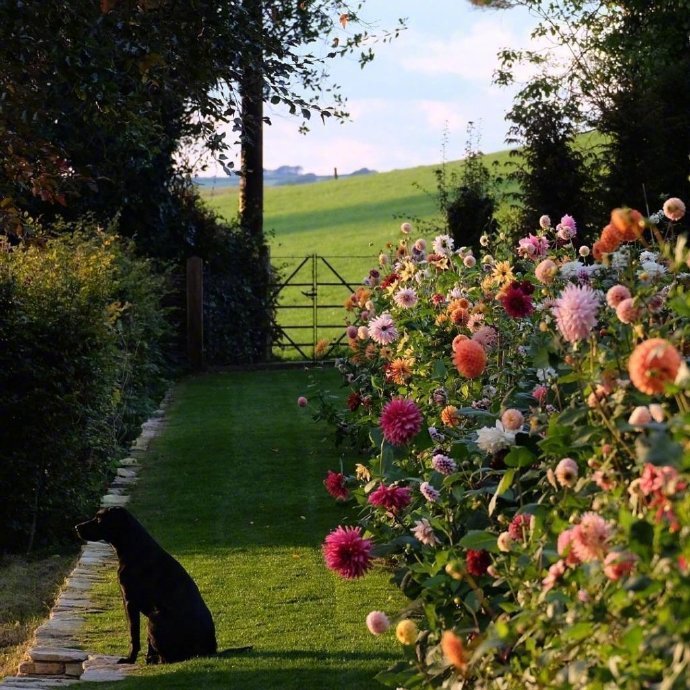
<box><xmin>186</xmin><ymin>256</ymin><xmax>204</xmax><ymax>371</ymax></box>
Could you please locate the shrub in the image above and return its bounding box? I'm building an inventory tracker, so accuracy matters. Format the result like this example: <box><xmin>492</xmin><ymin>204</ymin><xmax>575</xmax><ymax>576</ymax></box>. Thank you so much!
<box><xmin>0</xmin><ymin>221</ymin><xmax>170</xmax><ymax>553</ymax></box>
<box><xmin>316</xmin><ymin>200</ymin><xmax>690</xmax><ymax>688</ymax></box>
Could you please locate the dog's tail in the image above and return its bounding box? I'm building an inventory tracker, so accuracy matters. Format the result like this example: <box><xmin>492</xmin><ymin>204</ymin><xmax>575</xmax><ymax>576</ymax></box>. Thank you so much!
<box><xmin>215</xmin><ymin>646</ymin><xmax>253</xmax><ymax>657</ymax></box>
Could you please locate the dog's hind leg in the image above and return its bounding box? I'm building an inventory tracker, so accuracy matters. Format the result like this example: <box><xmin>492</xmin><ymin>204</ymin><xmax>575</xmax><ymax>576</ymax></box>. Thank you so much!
<box><xmin>146</xmin><ymin>638</ymin><xmax>161</xmax><ymax>665</ymax></box>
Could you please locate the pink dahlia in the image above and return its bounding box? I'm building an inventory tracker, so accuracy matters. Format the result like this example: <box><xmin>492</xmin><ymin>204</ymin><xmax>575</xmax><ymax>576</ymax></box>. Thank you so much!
<box><xmin>606</xmin><ymin>284</ymin><xmax>631</xmax><ymax>309</ymax></box>
<box><xmin>571</xmin><ymin>512</ymin><xmax>611</xmax><ymax>562</ymax></box>
<box><xmin>369</xmin><ymin>312</ymin><xmax>399</xmax><ymax>345</ymax></box>
<box><xmin>542</xmin><ymin>559</ymin><xmax>567</xmax><ymax>592</ymax></box>
<box><xmin>472</xmin><ymin>325</ymin><xmax>498</xmax><ymax>351</ymax></box>
<box><xmin>555</xmin><ymin>458</ymin><xmax>578</xmax><ymax>487</ymax></box>
<box><xmin>616</xmin><ymin>297</ymin><xmax>640</xmax><ymax>324</ymax></box>
<box><xmin>411</xmin><ymin>518</ymin><xmax>439</xmax><ymax>546</ymax></box>
<box><xmin>322</xmin><ymin>526</ymin><xmax>373</xmax><ymax>579</ymax></box>
<box><xmin>552</xmin><ymin>284</ymin><xmax>600</xmax><ymax>343</ymax></box>
<box><xmin>368</xmin><ymin>483</ymin><xmax>412</xmax><ymax>512</ymax></box>
<box><xmin>639</xmin><ymin>463</ymin><xmax>682</xmax><ymax>497</ymax></box>
<box><xmin>501</xmin><ymin>408</ymin><xmax>524</xmax><ymax>431</ymax></box>
<box><xmin>393</xmin><ymin>287</ymin><xmax>418</xmax><ymax>309</ymax></box>
<box><xmin>366</xmin><ymin>610</ymin><xmax>390</xmax><ymax>635</ymax></box>
<box><xmin>508</xmin><ymin>513</ymin><xmax>533</xmax><ymax>541</ymax></box>
<box><xmin>324</xmin><ymin>470</ymin><xmax>349</xmax><ymax>501</ymax></box>
<box><xmin>518</xmin><ymin>234</ymin><xmax>549</xmax><ymax>260</ymax></box>
<box><xmin>420</xmin><ymin>481</ymin><xmax>440</xmax><ymax>502</ymax></box>
<box><xmin>663</xmin><ymin>197</ymin><xmax>686</xmax><ymax>222</ymax></box>
<box><xmin>466</xmin><ymin>549</ymin><xmax>491</xmax><ymax>577</ymax></box>
<box><xmin>380</xmin><ymin>398</ymin><xmax>423</xmax><ymax>446</ymax></box>
<box><xmin>557</xmin><ymin>527</ymin><xmax>581</xmax><ymax>566</ymax></box>
<box><xmin>535</xmin><ymin>258</ymin><xmax>558</xmax><ymax>284</ymax></box>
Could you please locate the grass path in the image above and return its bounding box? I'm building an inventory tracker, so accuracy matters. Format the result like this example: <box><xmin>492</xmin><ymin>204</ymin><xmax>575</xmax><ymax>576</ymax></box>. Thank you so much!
<box><xmin>78</xmin><ymin>368</ymin><xmax>402</xmax><ymax>689</ymax></box>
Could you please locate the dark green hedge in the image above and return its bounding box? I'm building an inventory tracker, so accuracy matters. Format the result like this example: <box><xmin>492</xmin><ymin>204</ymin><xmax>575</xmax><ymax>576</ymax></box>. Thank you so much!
<box><xmin>0</xmin><ymin>223</ymin><xmax>170</xmax><ymax>553</ymax></box>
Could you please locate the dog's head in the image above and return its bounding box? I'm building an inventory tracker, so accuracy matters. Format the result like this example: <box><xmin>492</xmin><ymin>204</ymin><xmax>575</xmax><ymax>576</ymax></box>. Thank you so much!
<box><xmin>75</xmin><ymin>507</ymin><xmax>133</xmax><ymax>544</ymax></box>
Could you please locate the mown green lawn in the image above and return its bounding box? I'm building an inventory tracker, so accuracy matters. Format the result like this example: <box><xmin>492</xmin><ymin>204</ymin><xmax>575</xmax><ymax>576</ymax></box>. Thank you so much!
<box><xmin>78</xmin><ymin>368</ymin><xmax>404</xmax><ymax>690</ymax></box>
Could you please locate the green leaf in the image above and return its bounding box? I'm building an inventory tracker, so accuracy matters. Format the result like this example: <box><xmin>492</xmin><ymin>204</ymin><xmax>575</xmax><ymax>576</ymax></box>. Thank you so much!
<box><xmin>432</xmin><ymin>359</ymin><xmax>447</xmax><ymax>378</ymax></box>
<box><xmin>459</xmin><ymin>530</ymin><xmax>498</xmax><ymax>552</ymax></box>
<box><xmin>628</xmin><ymin>519</ymin><xmax>654</xmax><ymax>559</ymax></box>
<box><xmin>504</xmin><ymin>446</ymin><xmax>536</xmax><ymax>468</ymax></box>
<box><xmin>489</xmin><ymin>468</ymin><xmax>516</xmax><ymax>516</ymax></box>
<box><xmin>562</xmin><ymin>622</ymin><xmax>594</xmax><ymax>642</ymax></box>
<box><xmin>622</xmin><ymin>625</ymin><xmax>643</xmax><ymax>654</ymax></box>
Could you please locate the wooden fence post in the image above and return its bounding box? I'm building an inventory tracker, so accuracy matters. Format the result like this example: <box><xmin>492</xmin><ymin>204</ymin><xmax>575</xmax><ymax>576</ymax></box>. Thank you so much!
<box><xmin>186</xmin><ymin>256</ymin><xmax>204</xmax><ymax>371</ymax></box>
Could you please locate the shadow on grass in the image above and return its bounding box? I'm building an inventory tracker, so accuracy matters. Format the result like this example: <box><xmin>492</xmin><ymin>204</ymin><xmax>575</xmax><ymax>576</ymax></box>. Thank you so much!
<box><xmin>80</xmin><ymin>649</ymin><xmax>397</xmax><ymax>690</ymax></box>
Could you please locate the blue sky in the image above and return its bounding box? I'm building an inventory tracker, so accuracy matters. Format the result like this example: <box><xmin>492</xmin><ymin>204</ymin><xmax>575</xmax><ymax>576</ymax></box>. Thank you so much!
<box><xmin>199</xmin><ymin>1</ymin><xmax>538</xmax><ymax>177</ymax></box>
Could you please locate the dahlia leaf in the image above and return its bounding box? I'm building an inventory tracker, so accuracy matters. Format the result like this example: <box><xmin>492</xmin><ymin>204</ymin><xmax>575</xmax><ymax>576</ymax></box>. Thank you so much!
<box><xmin>489</xmin><ymin>468</ymin><xmax>516</xmax><ymax>516</ymax></box>
<box><xmin>459</xmin><ymin>530</ymin><xmax>498</xmax><ymax>552</ymax></box>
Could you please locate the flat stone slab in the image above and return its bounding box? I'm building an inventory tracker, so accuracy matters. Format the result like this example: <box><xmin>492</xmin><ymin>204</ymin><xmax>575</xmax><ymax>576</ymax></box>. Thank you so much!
<box><xmin>30</xmin><ymin>649</ymin><xmax>88</xmax><ymax>664</ymax></box>
<box><xmin>100</xmin><ymin>494</ymin><xmax>130</xmax><ymax>507</ymax></box>
<box><xmin>79</xmin><ymin>655</ymin><xmax>136</xmax><ymax>682</ymax></box>
<box><xmin>0</xmin><ymin>679</ymin><xmax>79</xmax><ymax>688</ymax></box>
<box><xmin>115</xmin><ymin>467</ymin><xmax>137</xmax><ymax>479</ymax></box>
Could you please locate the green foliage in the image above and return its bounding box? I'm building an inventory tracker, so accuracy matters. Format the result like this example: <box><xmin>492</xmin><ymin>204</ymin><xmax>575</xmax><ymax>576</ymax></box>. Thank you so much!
<box><xmin>0</xmin><ymin>0</ymin><xmax>403</xmax><ymax>251</ymax></box>
<box><xmin>182</xmin><ymin>195</ymin><xmax>276</xmax><ymax>364</ymax></box>
<box><xmin>0</xmin><ymin>222</ymin><xmax>170</xmax><ymax>553</ymax></box>
<box><xmin>493</xmin><ymin>0</ymin><xmax>690</xmax><ymax>227</ymax></box>
<box><xmin>505</xmin><ymin>85</ymin><xmax>601</xmax><ymax>239</ymax></box>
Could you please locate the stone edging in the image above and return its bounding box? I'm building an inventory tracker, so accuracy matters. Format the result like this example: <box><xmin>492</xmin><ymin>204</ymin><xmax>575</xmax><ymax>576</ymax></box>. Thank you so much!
<box><xmin>0</xmin><ymin>391</ymin><xmax>173</xmax><ymax>689</ymax></box>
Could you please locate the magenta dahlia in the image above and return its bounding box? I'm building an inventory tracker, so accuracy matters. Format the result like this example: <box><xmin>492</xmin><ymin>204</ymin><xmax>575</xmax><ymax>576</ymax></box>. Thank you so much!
<box><xmin>324</xmin><ymin>470</ymin><xmax>349</xmax><ymax>501</ymax></box>
<box><xmin>380</xmin><ymin>398</ymin><xmax>423</xmax><ymax>446</ymax></box>
<box><xmin>368</xmin><ymin>483</ymin><xmax>412</xmax><ymax>512</ymax></box>
<box><xmin>322</xmin><ymin>525</ymin><xmax>373</xmax><ymax>579</ymax></box>
<box><xmin>508</xmin><ymin>513</ymin><xmax>533</xmax><ymax>541</ymax></box>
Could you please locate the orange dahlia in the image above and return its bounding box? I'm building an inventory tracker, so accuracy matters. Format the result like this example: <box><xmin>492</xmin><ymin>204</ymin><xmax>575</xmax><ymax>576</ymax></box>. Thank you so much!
<box><xmin>610</xmin><ymin>207</ymin><xmax>644</xmax><ymax>241</ymax></box>
<box><xmin>599</xmin><ymin>224</ymin><xmax>623</xmax><ymax>253</ymax></box>
<box><xmin>441</xmin><ymin>405</ymin><xmax>461</xmax><ymax>427</ymax></box>
<box><xmin>628</xmin><ymin>338</ymin><xmax>682</xmax><ymax>395</ymax></box>
<box><xmin>453</xmin><ymin>339</ymin><xmax>487</xmax><ymax>378</ymax></box>
<box><xmin>441</xmin><ymin>630</ymin><xmax>468</xmax><ymax>673</ymax></box>
<box><xmin>386</xmin><ymin>357</ymin><xmax>414</xmax><ymax>385</ymax></box>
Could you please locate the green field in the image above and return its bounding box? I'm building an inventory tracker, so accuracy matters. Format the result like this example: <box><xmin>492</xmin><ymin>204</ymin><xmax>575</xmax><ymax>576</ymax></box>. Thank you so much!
<box><xmin>204</xmin><ymin>151</ymin><xmax>515</xmax><ymax>360</ymax></box>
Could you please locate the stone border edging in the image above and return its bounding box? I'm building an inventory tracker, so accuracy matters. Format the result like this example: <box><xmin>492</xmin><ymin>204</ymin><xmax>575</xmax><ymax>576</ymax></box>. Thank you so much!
<box><xmin>0</xmin><ymin>391</ymin><xmax>173</xmax><ymax>689</ymax></box>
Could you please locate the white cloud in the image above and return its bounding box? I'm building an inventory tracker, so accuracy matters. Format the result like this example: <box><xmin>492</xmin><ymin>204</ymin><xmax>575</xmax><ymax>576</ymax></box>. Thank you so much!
<box><xmin>417</xmin><ymin>100</ymin><xmax>466</xmax><ymax>131</ymax></box>
<box><xmin>398</xmin><ymin>22</ymin><xmax>517</xmax><ymax>82</ymax></box>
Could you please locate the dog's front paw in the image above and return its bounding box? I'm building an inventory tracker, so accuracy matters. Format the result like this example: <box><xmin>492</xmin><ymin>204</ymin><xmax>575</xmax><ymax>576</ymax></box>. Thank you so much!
<box><xmin>117</xmin><ymin>655</ymin><xmax>137</xmax><ymax>664</ymax></box>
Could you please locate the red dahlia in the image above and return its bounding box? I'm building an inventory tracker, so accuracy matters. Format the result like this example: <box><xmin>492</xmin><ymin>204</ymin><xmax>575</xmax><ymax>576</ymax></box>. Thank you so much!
<box><xmin>324</xmin><ymin>470</ymin><xmax>349</xmax><ymax>501</ymax></box>
<box><xmin>500</xmin><ymin>285</ymin><xmax>534</xmax><ymax>318</ymax></box>
<box><xmin>465</xmin><ymin>549</ymin><xmax>491</xmax><ymax>577</ymax></box>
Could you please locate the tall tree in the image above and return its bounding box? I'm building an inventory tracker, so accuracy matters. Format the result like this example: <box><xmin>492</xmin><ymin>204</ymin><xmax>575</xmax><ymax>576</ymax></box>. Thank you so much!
<box><xmin>469</xmin><ymin>0</ymin><xmax>690</xmax><ymax>215</ymax></box>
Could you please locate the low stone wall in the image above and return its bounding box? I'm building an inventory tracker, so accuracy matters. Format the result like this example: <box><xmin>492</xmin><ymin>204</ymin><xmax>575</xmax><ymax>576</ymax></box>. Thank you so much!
<box><xmin>0</xmin><ymin>393</ymin><xmax>172</xmax><ymax>689</ymax></box>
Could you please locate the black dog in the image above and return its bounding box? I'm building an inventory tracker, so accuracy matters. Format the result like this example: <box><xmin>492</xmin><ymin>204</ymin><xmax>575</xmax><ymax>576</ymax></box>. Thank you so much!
<box><xmin>76</xmin><ymin>507</ymin><xmax>221</xmax><ymax>664</ymax></box>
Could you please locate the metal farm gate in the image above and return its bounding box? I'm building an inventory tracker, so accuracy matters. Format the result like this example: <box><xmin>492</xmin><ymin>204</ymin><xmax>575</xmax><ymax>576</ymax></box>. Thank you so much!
<box><xmin>271</xmin><ymin>254</ymin><xmax>370</xmax><ymax>361</ymax></box>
